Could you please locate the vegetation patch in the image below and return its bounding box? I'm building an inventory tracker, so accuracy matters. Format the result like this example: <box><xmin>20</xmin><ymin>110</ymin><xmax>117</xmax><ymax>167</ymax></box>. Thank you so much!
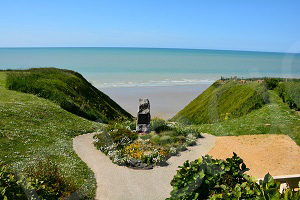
<box><xmin>93</xmin><ymin>118</ymin><xmax>203</xmax><ymax>169</ymax></box>
<box><xmin>0</xmin><ymin>72</ymin><xmax>101</xmax><ymax>199</ymax></box>
<box><xmin>172</xmin><ymin>81</ymin><xmax>269</xmax><ymax>125</ymax></box>
<box><xmin>167</xmin><ymin>153</ymin><xmax>300</xmax><ymax>199</ymax></box>
<box><xmin>196</xmin><ymin>90</ymin><xmax>300</xmax><ymax>145</ymax></box>
<box><xmin>5</xmin><ymin>68</ymin><xmax>132</xmax><ymax>123</ymax></box>
<box><xmin>276</xmin><ymin>82</ymin><xmax>300</xmax><ymax>110</ymax></box>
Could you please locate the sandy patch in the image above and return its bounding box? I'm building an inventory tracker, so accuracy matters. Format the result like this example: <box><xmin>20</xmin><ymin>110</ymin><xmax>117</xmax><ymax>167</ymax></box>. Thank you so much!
<box><xmin>208</xmin><ymin>134</ymin><xmax>300</xmax><ymax>178</ymax></box>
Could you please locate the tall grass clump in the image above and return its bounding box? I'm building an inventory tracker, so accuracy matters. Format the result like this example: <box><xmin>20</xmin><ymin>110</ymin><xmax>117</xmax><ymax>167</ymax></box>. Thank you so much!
<box><xmin>6</xmin><ymin>68</ymin><xmax>132</xmax><ymax>123</ymax></box>
<box><xmin>172</xmin><ymin>81</ymin><xmax>269</xmax><ymax>125</ymax></box>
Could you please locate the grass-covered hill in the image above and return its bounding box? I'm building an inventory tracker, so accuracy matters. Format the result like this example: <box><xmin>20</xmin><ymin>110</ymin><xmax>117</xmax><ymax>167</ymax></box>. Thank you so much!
<box><xmin>172</xmin><ymin>81</ymin><xmax>269</xmax><ymax>125</ymax></box>
<box><xmin>0</xmin><ymin>72</ymin><xmax>103</xmax><ymax>198</ymax></box>
<box><xmin>197</xmin><ymin>90</ymin><xmax>300</xmax><ymax>145</ymax></box>
<box><xmin>5</xmin><ymin>68</ymin><xmax>132</xmax><ymax>123</ymax></box>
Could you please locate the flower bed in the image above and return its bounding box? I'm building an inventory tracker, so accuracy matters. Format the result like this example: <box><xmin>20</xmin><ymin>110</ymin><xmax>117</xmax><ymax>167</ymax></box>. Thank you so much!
<box><xmin>93</xmin><ymin>119</ymin><xmax>202</xmax><ymax>169</ymax></box>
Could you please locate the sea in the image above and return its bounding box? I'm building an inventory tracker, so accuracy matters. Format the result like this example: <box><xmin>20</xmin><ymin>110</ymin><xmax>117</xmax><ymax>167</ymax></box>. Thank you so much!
<box><xmin>1</xmin><ymin>47</ymin><xmax>300</xmax><ymax>88</ymax></box>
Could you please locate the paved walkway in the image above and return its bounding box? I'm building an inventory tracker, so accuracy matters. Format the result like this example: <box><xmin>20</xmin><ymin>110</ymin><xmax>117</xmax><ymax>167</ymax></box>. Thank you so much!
<box><xmin>73</xmin><ymin>133</ymin><xmax>216</xmax><ymax>200</ymax></box>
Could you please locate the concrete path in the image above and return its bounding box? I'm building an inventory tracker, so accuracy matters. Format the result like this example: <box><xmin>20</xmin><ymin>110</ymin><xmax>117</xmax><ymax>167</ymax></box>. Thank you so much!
<box><xmin>73</xmin><ymin>133</ymin><xmax>216</xmax><ymax>200</ymax></box>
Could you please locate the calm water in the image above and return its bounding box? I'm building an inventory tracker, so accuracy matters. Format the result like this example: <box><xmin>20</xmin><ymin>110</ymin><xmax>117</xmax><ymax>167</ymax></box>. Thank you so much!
<box><xmin>0</xmin><ymin>47</ymin><xmax>299</xmax><ymax>88</ymax></box>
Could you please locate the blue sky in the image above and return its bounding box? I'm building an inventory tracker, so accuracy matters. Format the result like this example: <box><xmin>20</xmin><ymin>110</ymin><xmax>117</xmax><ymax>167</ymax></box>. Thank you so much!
<box><xmin>1</xmin><ymin>0</ymin><xmax>300</xmax><ymax>52</ymax></box>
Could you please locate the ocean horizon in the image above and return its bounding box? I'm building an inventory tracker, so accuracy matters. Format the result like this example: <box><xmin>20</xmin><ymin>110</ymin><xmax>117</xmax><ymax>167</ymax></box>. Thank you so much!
<box><xmin>0</xmin><ymin>47</ymin><xmax>299</xmax><ymax>88</ymax></box>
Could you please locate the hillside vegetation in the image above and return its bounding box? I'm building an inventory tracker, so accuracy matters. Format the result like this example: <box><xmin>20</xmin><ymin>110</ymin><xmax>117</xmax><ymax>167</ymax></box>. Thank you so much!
<box><xmin>6</xmin><ymin>68</ymin><xmax>132</xmax><ymax>123</ymax></box>
<box><xmin>276</xmin><ymin>82</ymin><xmax>300</xmax><ymax>110</ymax></box>
<box><xmin>197</xmin><ymin>90</ymin><xmax>300</xmax><ymax>145</ymax></box>
<box><xmin>0</xmin><ymin>72</ymin><xmax>102</xmax><ymax>198</ymax></box>
<box><xmin>172</xmin><ymin>81</ymin><xmax>269</xmax><ymax>125</ymax></box>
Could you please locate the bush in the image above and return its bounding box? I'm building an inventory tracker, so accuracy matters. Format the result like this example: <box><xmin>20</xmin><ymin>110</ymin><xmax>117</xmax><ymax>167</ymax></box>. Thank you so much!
<box><xmin>151</xmin><ymin>117</ymin><xmax>167</xmax><ymax>131</ymax></box>
<box><xmin>94</xmin><ymin>122</ymin><xmax>138</xmax><ymax>150</ymax></box>
<box><xmin>26</xmin><ymin>158</ymin><xmax>78</xmax><ymax>199</ymax></box>
<box><xmin>0</xmin><ymin>162</ymin><xmax>26</xmax><ymax>200</ymax></box>
<box><xmin>264</xmin><ymin>78</ymin><xmax>279</xmax><ymax>90</ymax></box>
<box><xmin>167</xmin><ymin>153</ymin><xmax>300</xmax><ymax>199</ymax></box>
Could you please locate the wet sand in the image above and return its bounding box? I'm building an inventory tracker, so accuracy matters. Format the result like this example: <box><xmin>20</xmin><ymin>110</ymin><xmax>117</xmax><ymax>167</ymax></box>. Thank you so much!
<box><xmin>100</xmin><ymin>84</ymin><xmax>211</xmax><ymax>119</ymax></box>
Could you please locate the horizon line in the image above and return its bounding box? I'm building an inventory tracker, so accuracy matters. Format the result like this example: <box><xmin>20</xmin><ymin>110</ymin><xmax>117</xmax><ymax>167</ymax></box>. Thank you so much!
<box><xmin>0</xmin><ymin>46</ymin><xmax>299</xmax><ymax>54</ymax></box>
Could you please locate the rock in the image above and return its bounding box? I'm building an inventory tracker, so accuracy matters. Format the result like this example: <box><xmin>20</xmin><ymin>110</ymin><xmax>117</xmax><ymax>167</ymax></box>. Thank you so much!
<box><xmin>129</xmin><ymin>158</ymin><xmax>138</xmax><ymax>167</ymax></box>
<box><xmin>136</xmin><ymin>98</ymin><xmax>151</xmax><ymax>133</ymax></box>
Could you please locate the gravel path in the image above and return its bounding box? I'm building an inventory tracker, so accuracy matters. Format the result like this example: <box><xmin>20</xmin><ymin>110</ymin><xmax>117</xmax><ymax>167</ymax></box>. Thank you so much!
<box><xmin>73</xmin><ymin>133</ymin><xmax>216</xmax><ymax>200</ymax></box>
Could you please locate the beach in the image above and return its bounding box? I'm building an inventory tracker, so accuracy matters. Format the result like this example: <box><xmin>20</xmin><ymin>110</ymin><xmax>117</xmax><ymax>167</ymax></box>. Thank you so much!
<box><xmin>101</xmin><ymin>84</ymin><xmax>211</xmax><ymax>119</ymax></box>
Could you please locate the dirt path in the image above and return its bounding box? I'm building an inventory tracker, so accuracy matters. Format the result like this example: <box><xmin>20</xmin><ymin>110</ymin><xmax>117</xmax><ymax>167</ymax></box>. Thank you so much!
<box><xmin>73</xmin><ymin>133</ymin><xmax>216</xmax><ymax>200</ymax></box>
<box><xmin>208</xmin><ymin>134</ymin><xmax>300</xmax><ymax>178</ymax></box>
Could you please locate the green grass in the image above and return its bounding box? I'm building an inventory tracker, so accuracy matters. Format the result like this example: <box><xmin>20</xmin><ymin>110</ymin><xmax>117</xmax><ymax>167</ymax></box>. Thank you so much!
<box><xmin>172</xmin><ymin>81</ymin><xmax>269</xmax><ymax>125</ymax></box>
<box><xmin>196</xmin><ymin>90</ymin><xmax>300</xmax><ymax>145</ymax></box>
<box><xmin>6</xmin><ymin>68</ymin><xmax>132</xmax><ymax>123</ymax></box>
<box><xmin>276</xmin><ymin>82</ymin><xmax>300</xmax><ymax>110</ymax></box>
<box><xmin>0</xmin><ymin>72</ymin><xmax>102</xmax><ymax>199</ymax></box>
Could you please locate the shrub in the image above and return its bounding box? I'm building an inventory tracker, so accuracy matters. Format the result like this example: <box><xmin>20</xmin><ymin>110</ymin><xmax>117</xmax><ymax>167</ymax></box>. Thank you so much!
<box><xmin>264</xmin><ymin>78</ymin><xmax>279</xmax><ymax>90</ymax></box>
<box><xmin>94</xmin><ymin>122</ymin><xmax>138</xmax><ymax>150</ymax></box>
<box><xmin>185</xmin><ymin>134</ymin><xmax>197</xmax><ymax>146</ymax></box>
<box><xmin>167</xmin><ymin>153</ymin><xmax>300</xmax><ymax>199</ymax></box>
<box><xmin>26</xmin><ymin>158</ymin><xmax>77</xmax><ymax>199</ymax></box>
<box><xmin>0</xmin><ymin>162</ymin><xmax>26</xmax><ymax>200</ymax></box>
<box><xmin>151</xmin><ymin>117</ymin><xmax>167</xmax><ymax>131</ymax></box>
<box><xmin>158</xmin><ymin>135</ymin><xmax>173</xmax><ymax>145</ymax></box>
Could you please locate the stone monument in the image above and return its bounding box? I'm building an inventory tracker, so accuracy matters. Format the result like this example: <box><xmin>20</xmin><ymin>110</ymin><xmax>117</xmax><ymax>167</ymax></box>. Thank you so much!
<box><xmin>136</xmin><ymin>98</ymin><xmax>151</xmax><ymax>133</ymax></box>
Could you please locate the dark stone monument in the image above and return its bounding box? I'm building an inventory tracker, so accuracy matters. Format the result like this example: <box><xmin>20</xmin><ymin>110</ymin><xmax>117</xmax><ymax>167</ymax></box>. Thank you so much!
<box><xmin>136</xmin><ymin>98</ymin><xmax>151</xmax><ymax>133</ymax></box>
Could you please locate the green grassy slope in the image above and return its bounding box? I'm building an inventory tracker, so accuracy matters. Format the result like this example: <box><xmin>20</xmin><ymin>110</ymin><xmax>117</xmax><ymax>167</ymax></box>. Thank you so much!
<box><xmin>0</xmin><ymin>72</ymin><xmax>102</xmax><ymax>199</ymax></box>
<box><xmin>172</xmin><ymin>81</ymin><xmax>269</xmax><ymax>125</ymax></box>
<box><xmin>196</xmin><ymin>90</ymin><xmax>300</xmax><ymax>145</ymax></box>
<box><xmin>276</xmin><ymin>82</ymin><xmax>300</xmax><ymax>110</ymax></box>
<box><xmin>6</xmin><ymin>68</ymin><xmax>132</xmax><ymax>123</ymax></box>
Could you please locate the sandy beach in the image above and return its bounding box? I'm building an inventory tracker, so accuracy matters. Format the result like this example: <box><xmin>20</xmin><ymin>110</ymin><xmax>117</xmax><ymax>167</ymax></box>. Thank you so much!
<box><xmin>101</xmin><ymin>84</ymin><xmax>211</xmax><ymax>119</ymax></box>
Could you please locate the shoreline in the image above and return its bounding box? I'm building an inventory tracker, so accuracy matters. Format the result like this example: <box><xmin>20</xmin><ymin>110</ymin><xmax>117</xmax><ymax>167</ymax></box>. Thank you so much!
<box><xmin>100</xmin><ymin>84</ymin><xmax>211</xmax><ymax>119</ymax></box>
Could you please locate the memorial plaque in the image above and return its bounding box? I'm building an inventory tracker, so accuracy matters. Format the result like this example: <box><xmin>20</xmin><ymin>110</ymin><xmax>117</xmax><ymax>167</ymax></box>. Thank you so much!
<box><xmin>136</xmin><ymin>98</ymin><xmax>151</xmax><ymax>133</ymax></box>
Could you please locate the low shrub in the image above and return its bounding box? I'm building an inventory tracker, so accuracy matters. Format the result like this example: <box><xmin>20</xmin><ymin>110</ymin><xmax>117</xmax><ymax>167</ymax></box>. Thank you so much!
<box><xmin>26</xmin><ymin>158</ymin><xmax>78</xmax><ymax>199</ymax></box>
<box><xmin>151</xmin><ymin>117</ymin><xmax>168</xmax><ymax>132</ymax></box>
<box><xmin>125</xmin><ymin>140</ymin><xmax>168</xmax><ymax>164</ymax></box>
<box><xmin>1</xmin><ymin>159</ymin><xmax>79</xmax><ymax>200</ymax></box>
<box><xmin>264</xmin><ymin>78</ymin><xmax>279</xmax><ymax>90</ymax></box>
<box><xmin>93</xmin><ymin>122</ymin><xmax>138</xmax><ymax>151</ymax></box>
<box><xmin>167</xmin><ymin>153</ymin><xmax>300</xmax><ymax>199</ymax></box>
<box><xmin>0</xmin><ymin>162</ymin><xmax>26</xmax><ymax>200</ymax></box>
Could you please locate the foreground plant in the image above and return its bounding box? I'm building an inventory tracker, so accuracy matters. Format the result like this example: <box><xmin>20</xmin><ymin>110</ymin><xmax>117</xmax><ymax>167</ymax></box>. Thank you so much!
<box><xmin>1</xmin><ymin>158</ymin><xmax>79</xmax><ymax>200</ymax></box>
<box><xmin>0</xmin><ymin>162</ymin><xmax>26</xmax><ymax>200</ymax></box>
<box><xmin>167</xmin><ymin>153</ymin><xmax>300</xmax><ymax>200</ymax></box>
<box><xmin>26</xmin><ymin>158</ymin><xmax>78</xmax><ymax>199</ymax></box>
